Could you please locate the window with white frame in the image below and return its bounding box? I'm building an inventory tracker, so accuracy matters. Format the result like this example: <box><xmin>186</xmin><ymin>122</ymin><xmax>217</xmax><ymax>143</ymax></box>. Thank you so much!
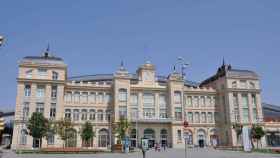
<box><xmin>159</xmin><ymin>95</ymin><xmax>167</xmax><ymax>119</ymax></box>
<box><xmin>119</xmin><ymin>106</ymin><xmax>127</xmax><ymax>118</ymax></box>
<box><xmin>22</xmin><ymin>102</ymin><xmax>29</xmax><ymax>120</ymax></box>
<box><xmin>105</xmin><ymin>93</ymin><xmax>111</xmax><ymax>104</ymax></box>
<box><xmin>175</xmin><ymin>107</ymin><xmax>182</xmax><ymax>121</ymax></box>
<box><xmin>36</xmin><ymin>85</ymin><xmax>45</xmax><ymax>98</ymax></box>
<box><xmin>20</xmin><ymin>129</ymin><xmax>27</xmax><ymax>145</ymax></box>
<box><xmin>194</xmin><ymin>96</ymin><xmax>199</xmax><ymax>107</ymax></box>
<box><xmin>201</xmin><ymin>96</ymin><xmax>206</xmax><ymax>107</ymax></box>
<box><xmin>206</xmin><ymin>96</ymin><xmax>211</xmax><ymax>106</ymax></box>
<box><xmin>65</xmin><ymin>109</ymin><xmax>71</xmax><ymax>120</ymax></box>
<box><xmin>89</xmin><ymin>92</ymin><xmax>96</xmax><ymax>103</ymax></box>
<box><xmin>73</xmin><ymin>109</ymin><xmax>79</xmax><ymax>121</ymax></box>
<box><xmin>49</xmin><ymin>103</ymin><xmax>56</xmax><ymax>119</ymax></box>
<box><xmin>201</xmin><ymin>112</ymin><xmax>206</xmax><ymax>123</ymax></box>
<box><xmin>97</xmin><ymin>92</ymin><xmax>104</xmax><ymax>103</ymax></box>
<box><xmin>36</xmin><ymin>102</ymin><xmax>44</xmax><ymax>113</ymax></box>
<box><xmin>118</xmin><ymin>89</ymin><xmax>127</xmax><ymax>102</ymax></box>
<box><xmin>187</xmin><ymin>96</ymin><xmax>192</xmax><ymax>107</ymax></box>
<box><xmin>207</xmin><ymin>112</ymin><xmax>213</xmax><ymax>123</ymax></box>
<box><xmin>233</xmin><ymin>93</ymin><xmax>240</xmax><ymax>122</ymax></box>
<box><xmin>81</xmin><ymin>92</ymin><xmax>88</xmax><ymax>104</ymax></box>
<box><xmin>194</xmin><ymin>112</ymin><xmax>200</xmax><ymax>123</ymax></box>
<box><xmin>242</xmin><ymin>94</ymin><xmax>249</xmax><ymax>123</ymax></box>
<box><xmin>174</xmin><ymin>91</ymin><xmax>181</xmax><ymax>104</ymax></box>
<box><xmin>51</xmin><ymin>85</ymin><xmax>57</xmax><ymax>99</ymax></box>
<box><xmin>73</xmin><ymin>92</ymin><xmax>80</xmax><ymax>103</ymax></box>
<box><xmin>24</xmin><ymin>85</ymin><xmax>31</xmax><ymax>97</ymax></box>
<box><xmin>52</xmin><ymin>71</ymin><xmax>58</xmax><ymax>80</ymax></box>
<box><xmin>97</xmin><ymin>110</ymin><xmax>103</xmax><ymax>121</ymax></box>
<box><xmin>65</xmin><ymin>92</ymin><xmax>72</xmax><ymax>103</ymax></box>
<box><xmin>143</xmin><ymin>93</ymin><xmax>155</xmax><ymax>118</ymax></box>
<box><xmin>188</xmin><ymin>112</ymin><xmax>193</xmax><ymax>123</ymax></box>
<box><xmin>47</xmin><ymin>132</ymin><xmax>55</xmax><ymax>145</ymax></box>
<box><xmin>130</xmin><ymin>94</ymin><xmax>138</xmax><ymax>106</ymax></box>
<box><xmin>81</xmin><ymin>109</ymin><xmax>87</xmax><ymax>120</ymax></box>
<box><xmin>89</xmin><ymin>109</ymin><xmax>95</xmax><ymax>120</ymax></box>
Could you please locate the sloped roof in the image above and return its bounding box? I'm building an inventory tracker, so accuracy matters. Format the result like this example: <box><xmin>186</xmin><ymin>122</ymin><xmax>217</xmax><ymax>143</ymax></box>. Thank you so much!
<box><xmin>68</xmin><ymin>74</ymin><xmax>199</xmax><ymax>87</ymax></box>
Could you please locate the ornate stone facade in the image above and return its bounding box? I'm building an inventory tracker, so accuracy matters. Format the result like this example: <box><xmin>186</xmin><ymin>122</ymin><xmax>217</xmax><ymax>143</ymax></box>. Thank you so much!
<box><xmin>12</xmin><ymin>52</ymin><xmax>268</xmax><ymax>149</ymax></box>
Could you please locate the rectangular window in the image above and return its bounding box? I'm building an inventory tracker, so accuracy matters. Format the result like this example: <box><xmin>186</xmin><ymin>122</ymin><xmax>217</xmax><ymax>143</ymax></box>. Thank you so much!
<box><xmin>97</xmin><ymin>110</ymin><xmax>103</xmax><ymax>121</ymax></box>
<box><xmin>159</xmin><ymin>95</ymin><xmax>167</xmax><ymax>119</ymax></box>
<box><xmin>177</xmin><ymin>130</ymin><xmax>182</xmax><ymax>141</ymax></box>
<box><xmin>207</xmin><ymin>112</ymin><xmax>213</xmax><ymax>123</ymax></box>
<box><xmin>36</xmin><ymin>85</ymin><xmax>45</xmax><ymax>98</ymax></box>
<box><xmin>143</xmin><ymin>93</ymin><xmax>155</xmax><ymax>118</ymax></box>
<box><xmin>188</xmin><ymin>112</ymin><xmax>193</xmax><ymax>123</ymax></box>
<box><xmin>81</xmin><ymin>109</ymin><xmax>87</xmax><ymax>120</ymax></box>
<box><xmin>118</xmin><ymin>89</ymin><xmax>127</xmax><ymax>102</ymax></box>
<box><xmin>242</xmin><ymin>94</ymin><xmax>249</xmax><ymax>123</ymax></box>
<box><xmin>24</xmin><ymin>85</ymin><xmax>31</xmax><ymax>97</ymax></box>
<box><xmin>36</xmin><ymin>103</ymin><xmax>44</xmax><ymax>113</ymax></box>
<box><xmin>206</xmin><ymin>96</ymin><xmax>211</xmax><ymax>106</ymax></box>
<box><xmin>252</xmin><ymin>94</ymin><xmax>257</xmax><ymax>122</ymax></box>
<box><xmin>233</xmin><ymin>93</ymin><xmax>240</xmax><ymax>122</ymax></box>
<box><xmin>174</xmin><ymin>92</ymin><xmax>181</xmax><ymax>104</ymax></box>
<box><xmin>49</xmin><ymin>103</ymin><xmax>56</xmax><ymax>119</ymax></box>
<box><xmin>201</xmin><ymin>96</ymin><xmax>206</xmax><ymax>107</ymax></box>
<box><xmin>130</xmin><ymin>94</ymin><xmax>138</xmax><ymax>106</ymax></box>
<box><xmin>240</xmin><ymin>80</ymin><xmax>247</xmax><ymax>89</ymax></box>
<box><xmin>73</xmin><ymin>109</ymin><xmax>79</xmax><ymax>121</ymax></box>
<box><xmin>130</xmin><ymin>108</ymin><xmax>138</xmax><ymax>119</ymax></box>
<box><xmin>175</xmin><ymin>107</ymin><xmax>182</xmax><ymax>121</ymax></box>
<box><xmin>89</xmin><ymin>92</ymin><xmax>96</xmax><ymax>103</ymax></box>
<box><xmin>187</xmin><ymin>96</ymin><xmax>192</xmax><ymax>107</ymax></box>
<box><xmin>194</xmin><ymin>96</ymin><xmax>199</xmax><ymax>107</ymax></box>
<box><xmin>65</xmin><ymin>92</ymin><xmax>72</xmax><ymax>103</ymax></box>
<box><xmin>51</xmin><ymin>86</ymin><xmax>57</xmax><ymax>99</ymax></box>
<box><xmin>65</xmin><ymin>109</ymin><xmax>71</xmax><ymax>120</ymax></box>
<box><xmin>194</xmin><ymin>112</ymin><xmax>200</xmax><ymax>123</ymax></box>
<box><xmin>81</xmin><ymin>92</ymin><xmax>88</xmax><ymax>104</ymax></box>
<box><xmin>74</xmin><ymin>92</ymin><xmax>80</xmax><ymax>103</ymax></box>
<box><xmin>52</xmin><ymin>71</ymin><xmax>58</xmax><ymax>80</ymax></box>
<box><xmin>201</xmin><ymin>112</ymin><xmax>206</xmax><ymax>123</ymax></box>
<box><xmin>105</xmin><ymin>93</ymin><xmax>111</xmax><ymax>104</ymax></box>
<box><xmin>97</xmin><ymin>92</ymin><xmax>104</xmax><ymax>103</ymax></box>
<box><xmin>89</xmin><ymin>109</ymin><xmax>95</xmax><ymax>120</ymax></box>
<box><xmin>119</xmin><ymin>106</ymin><xmax>127</xmax><ymax>118</ymax></box>
<box><xmin>22</xmin><ymin>102</ymin><xmax>29</xmax><ymax>120</ymax></box>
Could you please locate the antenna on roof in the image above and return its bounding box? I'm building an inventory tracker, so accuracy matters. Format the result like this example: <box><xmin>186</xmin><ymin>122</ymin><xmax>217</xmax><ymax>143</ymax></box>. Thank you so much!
<box><xmin>44</xmin><ymin>44</ymin><xmax>50</xmax><ymax>58</ymax></box>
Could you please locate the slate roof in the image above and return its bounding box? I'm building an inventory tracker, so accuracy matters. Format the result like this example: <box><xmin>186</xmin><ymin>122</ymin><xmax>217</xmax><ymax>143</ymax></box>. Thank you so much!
<box><xmin>68</xmin><ymin>74</ymin><xmax>200</xmax><ymax>87</ymax></box>
<box><xmin>262</xmin><ymin>103</ymin><xmax>280</xmax><ymax>119</ymax></box>
<box><xmin>20</xmin><ymin>53</ymin><xmax>65</xmax><ymax>65</ymax></box>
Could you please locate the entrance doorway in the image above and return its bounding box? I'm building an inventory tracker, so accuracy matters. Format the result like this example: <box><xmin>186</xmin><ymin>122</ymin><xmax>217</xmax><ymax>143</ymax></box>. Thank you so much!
<box><xmin>197</xmin><ymin>129</ymin><xmax>206</xmax><ymax>147</ymax></box>
<box><xmin>160</xmin><ymin>129</ymin><xmax>168</xmax><ymax>147</ymax></box>
<box><xmin>144</xmin><ymin>128</ymin><xmax>155</xmax><ymax>148</ymax></box>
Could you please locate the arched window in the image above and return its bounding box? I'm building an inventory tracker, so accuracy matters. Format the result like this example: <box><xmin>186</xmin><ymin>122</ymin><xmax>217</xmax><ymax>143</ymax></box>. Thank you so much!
<box><xmin>144</xmin><ymin>128</ymin><xmax>155</xmax><ymax>139</ymax></box>
<box><xmin>20</xmin><ymin>129</ymin><xmax>28</xmax><ymax>145</ymax></box>
<box><xmin>98</xmin><ymin>129</ymin><xmax>109</xmax><ymax>147</ymax></box>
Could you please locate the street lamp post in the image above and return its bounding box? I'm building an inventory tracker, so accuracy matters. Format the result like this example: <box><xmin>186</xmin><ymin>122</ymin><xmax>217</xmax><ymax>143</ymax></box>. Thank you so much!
<box><xmin>0</xmin><ymin>35</ymin><xmax>4</xmax><ymax>47</ymax></box>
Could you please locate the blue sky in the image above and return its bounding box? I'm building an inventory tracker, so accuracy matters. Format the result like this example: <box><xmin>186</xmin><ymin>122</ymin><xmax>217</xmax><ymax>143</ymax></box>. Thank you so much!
<box><xmin>0</xmin><ymin>0</ymin><xmax>280</xmax><ymax>108</ymax></box>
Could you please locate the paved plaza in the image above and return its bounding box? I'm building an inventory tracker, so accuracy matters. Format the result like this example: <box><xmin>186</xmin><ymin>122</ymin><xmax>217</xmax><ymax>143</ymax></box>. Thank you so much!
<box><xmin>1</xmin><ymin>148</ymin><xmax>279</xmax><ymax>158</ymax></box>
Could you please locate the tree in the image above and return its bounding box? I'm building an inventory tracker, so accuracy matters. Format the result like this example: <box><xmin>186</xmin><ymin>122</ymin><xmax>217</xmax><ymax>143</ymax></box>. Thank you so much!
<box><xmin>115</xmin><ymin>117</ymin><xmax>130</xmax><ymax>144</ymax></box>
<box><xmin>80</xmin><ymin>121</ymin><xmax>95</xmax><ymax>148</ymax></box>
<box><xmin>27</xmin><ymin>112</ymin><xmax>49</xmax><ymax>148</ymax></box>
<box><xmin>251</xmin><ymin>124</ymin><xmax>265</xmax><ymax>149</ymax></box>
<box><xmin>53</xmin><ymin>118</ymin><xmax>74</xmax><ymax>148</ymax></box>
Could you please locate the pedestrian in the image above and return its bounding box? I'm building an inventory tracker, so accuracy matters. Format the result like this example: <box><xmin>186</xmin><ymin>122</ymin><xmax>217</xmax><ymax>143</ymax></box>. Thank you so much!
<box><xmin>163</xmin><ymin>144</ymin><xmax>167</xmax><ymax>151</ymax></box>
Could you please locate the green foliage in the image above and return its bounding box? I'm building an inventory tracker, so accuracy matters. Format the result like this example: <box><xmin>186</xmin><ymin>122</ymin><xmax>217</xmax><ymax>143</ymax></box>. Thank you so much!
<box><xmin>53</xmin><ymin>118</ymin><xmax>74</xmax><ymax>146</ymax></box>
<box><xmin>115</xmin><ymin>117</ymin><xmax>130</xmax><ymax>143</ymax></box>
<box><xmin>251</xmin><ymin>124</ymin><xmax>265</xmax><ymax>140</ymax></box>
<box><xmin>80</xmin><ymin>121</ymin><xmax>95</xmax><ymax>147</ymax></box>
<box><xmin>27</xmin><ymin>112</ymin><xmax>49</xmax><ymax>139</ymax></box>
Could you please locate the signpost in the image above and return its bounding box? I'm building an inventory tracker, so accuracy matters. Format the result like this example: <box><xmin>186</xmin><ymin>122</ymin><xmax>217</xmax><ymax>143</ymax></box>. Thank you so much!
<box><xmin>183</xmin><ymin>121</ymin><xmax>189</xmax><ymax>158</ymax></box>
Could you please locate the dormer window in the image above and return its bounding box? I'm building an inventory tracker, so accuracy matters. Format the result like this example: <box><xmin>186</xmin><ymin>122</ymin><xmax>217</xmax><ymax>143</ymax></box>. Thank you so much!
<box><xmin>26</xmin><ymin>70</ymin><xmax>33</xmax><ymax>78</ymax></box>
<box><xmin>52</xmin><ymin>71</ymin><xmax>58</xmax><ymax>80</ymax></box>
